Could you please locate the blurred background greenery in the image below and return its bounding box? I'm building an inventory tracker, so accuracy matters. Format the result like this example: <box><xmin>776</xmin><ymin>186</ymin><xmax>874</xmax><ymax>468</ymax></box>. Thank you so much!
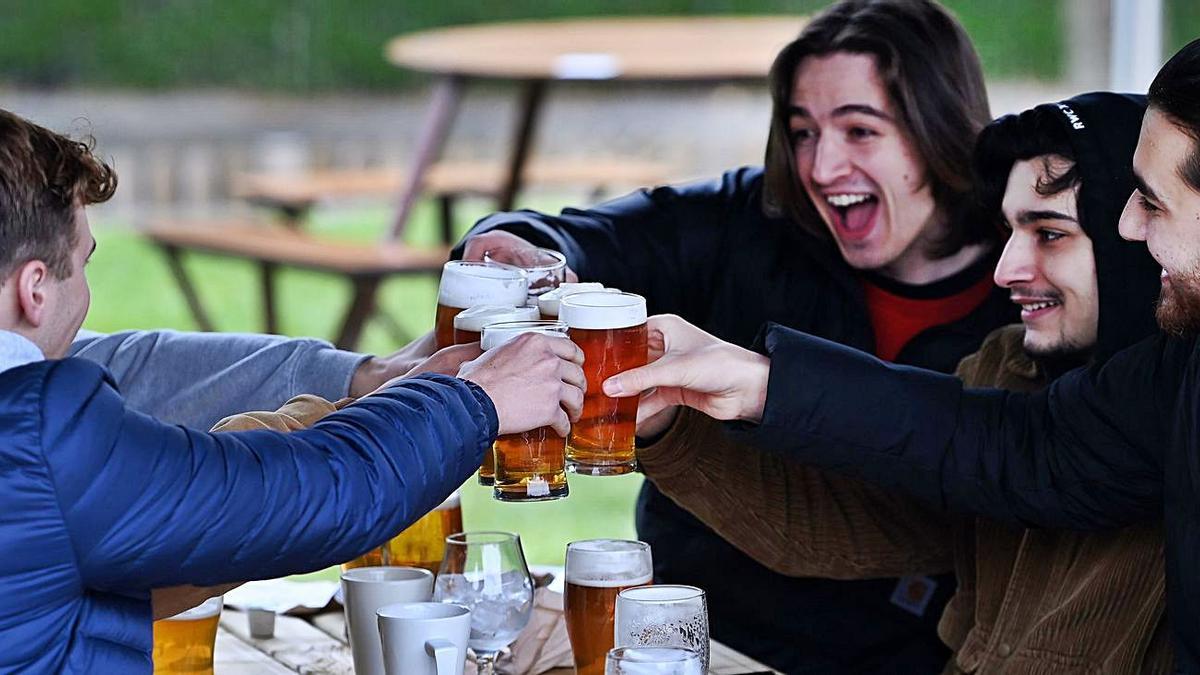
<box><xmin>3</xmin><ymin>0</ymin><xmax>1196</xmax><ymax>92</ymax></box>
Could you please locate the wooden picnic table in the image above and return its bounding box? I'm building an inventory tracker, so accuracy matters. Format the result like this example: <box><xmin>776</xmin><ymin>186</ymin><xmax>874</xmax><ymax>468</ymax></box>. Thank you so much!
<box><xmin>214</xmin><ymin>607</ymin><xmax>779</xmax><ymax>674</ymax></box>
<box><xmin>381</xmin><ymin>15</ymin><xmax>806</xmax><ymax>237</ymax></box>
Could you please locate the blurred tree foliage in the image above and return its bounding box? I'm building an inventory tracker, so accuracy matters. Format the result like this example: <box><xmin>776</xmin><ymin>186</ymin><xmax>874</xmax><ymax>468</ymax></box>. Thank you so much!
<box><xmin>0</xmin><ymin>0</ymin><xmax>1189</xmax><ymax>92</ymax></box>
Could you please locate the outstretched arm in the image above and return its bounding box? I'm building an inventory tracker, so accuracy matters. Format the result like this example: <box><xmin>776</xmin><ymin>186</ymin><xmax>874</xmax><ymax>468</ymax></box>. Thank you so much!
<box><xmin>639</xmin><ymin>409</ymin><xmax>954</xmax><ymax>579</ymax></box>
<box><xmin>42</xmin><ymin>361</ymin><xmax>495</xmax><ymax>591</ymax></box>
<box><xmin>608</xmin><ymin>317</ymin><xmax>1180</xmax><ymax>531</ymax></box>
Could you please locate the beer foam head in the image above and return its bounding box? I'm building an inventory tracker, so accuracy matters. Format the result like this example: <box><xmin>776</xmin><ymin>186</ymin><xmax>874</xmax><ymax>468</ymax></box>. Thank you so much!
<box><xmin>165</xmin><ymin>595</ymin><xmax>223</xmax><ymax>621</ymax></box>
<box><xmin>481</xmin><ymin>320</ymin><xmax>568</xmax><ymax>351</ymax></box>
<box><xmin>566</xmin><ymin>539</ymin><xmax>653</xmax><ymax>586</ymax></box>
<box><xmin>559</xmin><ymin>291</ymin><xmax>647</xmax><ymax>330</ymax></box>
<box><xmin>536</xmin><ymin>282</ymin><xmax>607</xmax><ymax>317</ymax></box>
<box><xmin>453</xmin><ymin>304</ymin><xmax>539</xmax><ymax>333</ymax></box>
<box><xmin>438</xmin><ymin>261</ymin><xmax>528</xmax><ymax>309</ymax></box>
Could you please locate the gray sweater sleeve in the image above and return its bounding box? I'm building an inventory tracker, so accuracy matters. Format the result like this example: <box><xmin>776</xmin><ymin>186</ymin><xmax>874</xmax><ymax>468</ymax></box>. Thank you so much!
<box><xmin>70</xmin><ymin>329</ymin><xmax>370</xmax><ymax>430</ymax></box>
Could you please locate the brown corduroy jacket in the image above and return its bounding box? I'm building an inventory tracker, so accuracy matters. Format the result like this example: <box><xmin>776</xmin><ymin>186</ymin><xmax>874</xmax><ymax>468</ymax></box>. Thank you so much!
<box><xmin>638</xmin><ymin>325</ymin><xmax>1172</xmax><ymax>674</ymax></box>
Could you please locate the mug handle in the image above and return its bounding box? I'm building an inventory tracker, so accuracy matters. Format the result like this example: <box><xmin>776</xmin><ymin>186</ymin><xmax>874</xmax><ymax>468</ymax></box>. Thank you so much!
<box><xmin>425</xmin><ymin>638</ymin><xmax>459</xmax><ymax>675</ymax></box>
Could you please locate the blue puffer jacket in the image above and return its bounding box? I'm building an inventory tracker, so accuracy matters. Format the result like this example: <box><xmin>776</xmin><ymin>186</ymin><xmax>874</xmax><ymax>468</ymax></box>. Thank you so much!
<box><xmin>0</xmin><ymin>357</ymin><xmax>495</xmax><ymax>673</ymax></box>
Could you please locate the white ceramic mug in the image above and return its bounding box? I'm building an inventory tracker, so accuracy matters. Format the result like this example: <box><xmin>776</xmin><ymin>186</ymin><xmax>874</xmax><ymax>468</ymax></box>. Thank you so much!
<box><xmin>377</xmin><ymin>602</ymin><xmax>472</xmax><ymax>675</ymax></box>
<box><xmin>341</xmin><ymin>566</ymin><xmax>435</xmax><ymax>675</ymax></box>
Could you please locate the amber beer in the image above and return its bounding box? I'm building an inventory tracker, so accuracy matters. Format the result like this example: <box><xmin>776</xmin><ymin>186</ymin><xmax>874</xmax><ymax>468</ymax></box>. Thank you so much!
<box><xmin>452</xmin><ymin>304</ymin><xmax>539</xmax><ymax>345</ymax></box>
<box><xmin>152</xmin><ymin>596</ymin><xmax>223</xmax><ymax>674</ymax></box>
<box><xmin>559</xmin><ymin>292</ymin><xmax>648</xmax><ymax>476</ymax></box>
<box><xmin>481</xmin><ymin>321</ymin><xmax>571</xmax><ymax>501</ymax></box>
<box><xmin>453</xmin><ymin>305</ymin><xmax>541</xmax><ymax>484</ymax></box>
<box><xmin>382</xmin><ymin>491</ymin><xmax>463</xmax><ymax>574</ymax></box>
<box><xmin>564</xmin><ymin>540</ymin><xmax>653</xmax><ymax>675</ymax></box>
<box><xmin>536</xmin><ymin>282</ymin><xmax>606</xmax><ymax>319</ymax></box>
<box><xmin>434</xmin><ymin>261</ymin><xmax>528</xmax><ymax>348</ymax></box>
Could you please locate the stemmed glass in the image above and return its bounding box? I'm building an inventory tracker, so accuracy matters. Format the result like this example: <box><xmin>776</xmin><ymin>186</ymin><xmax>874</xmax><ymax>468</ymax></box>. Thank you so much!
<box><xmin>433</xmin><ymin>531</ymin><xmax>534</xmax><ymax>675</ymax></box>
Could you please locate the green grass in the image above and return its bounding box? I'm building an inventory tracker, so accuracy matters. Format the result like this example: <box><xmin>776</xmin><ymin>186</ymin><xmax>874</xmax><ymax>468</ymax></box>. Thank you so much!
<box><xmin>0</xmin><ymin>0</ymin><xmax>1083</xmax><ymax>92</ymax></box>
<box><xmin>86</xmin><ymin>197</ymin><xmax>643</xmax><ymax>569</ymax></box>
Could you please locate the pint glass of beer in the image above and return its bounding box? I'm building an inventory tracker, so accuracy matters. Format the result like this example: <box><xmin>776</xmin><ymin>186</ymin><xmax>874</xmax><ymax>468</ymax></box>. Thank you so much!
<box><xmin>382</xmin><ymin>491</ymin><xmax>464</xmax><ymax>574</ymax></box>
<box><xmin>483</xmin><ymin>246</ymin><xmax>567</xmax><ymax>299</ymax></box>
<box><xmin>452</xmin><ymin>304</ymin><xmax>540</xmax><ymax>345</ymax></box>
<box><xmin>152</xmin><ymin>595</ymin><xmax>223</xmax><ymax>675</ymax></box>
<box><xmin>452</xmin><ymin>304</ymin><xmax>539</xmax><ymax>484</ymax></box>
<box><xmin>559</xmin><ymin>292</ymin><xmax>648</xmax><ymax>476</ymax></box>
<box><xmin>434</xmin><ymin>261</ymin><xmax>528</xmax><ymax>349</ymax></box>
<box><xmin>481</xmin><ymin>320</ymin><xmax>571</xmax><ymax>501</ymax></box>
<box><xmin>564</xmin><ymin>540</ymin><xmax>653</xmax><ymax>675</ymax></box>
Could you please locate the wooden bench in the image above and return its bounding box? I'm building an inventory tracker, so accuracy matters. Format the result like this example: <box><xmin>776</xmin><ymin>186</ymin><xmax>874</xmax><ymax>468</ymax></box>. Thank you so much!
<box><xmin>144</xmin><ymin>221</ymin><xmax>449</xmax><ymax>349</ymax></box>
<box><xmin>147</xmin><ymin>157</ymin><xmax>671</xmax><ymax>350</ymax></box>
<box><xmin>232</xmin><ymin>157</ymin><xmax>671</xmax><ymax>234</ymax></box>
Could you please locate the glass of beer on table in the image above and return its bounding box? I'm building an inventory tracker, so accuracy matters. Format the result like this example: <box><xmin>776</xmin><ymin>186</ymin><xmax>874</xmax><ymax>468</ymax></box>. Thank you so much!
<box><xmin>435</xmin><ymin>261</ymin><xmax>528</xmax><ymax>349</ymax></box>
<box><xmin>382</xmin><ymin>490</ymin><xmax>464</xmax><ymax>574</ymax></box>
<box><xmin>564</xmin><ymin>539</ymin><xmax>653</xmax><ymax>675</ymax></box>
<box><xmin>152</xmin><ymin>595</ymin><xmax>223</xmax><ymax>675</ymax></box>
<box><xmin>483</xmin><ymin>246</ymin><xmax>567</xmax><ymax>299</ymax></box>
<box><xmin>481</xmin><ymin>320</ymin><xmax>571</xmax><ymax>501</ymax></box>
<box><xmin>537</xmin><ymin>282</ymin><xmax>607</xmax><ymax>320</ymax></box>
<box><xmin>558</xmin><ymin>291</ymin><xmax>648</xmax><ymax>475</ymax></box>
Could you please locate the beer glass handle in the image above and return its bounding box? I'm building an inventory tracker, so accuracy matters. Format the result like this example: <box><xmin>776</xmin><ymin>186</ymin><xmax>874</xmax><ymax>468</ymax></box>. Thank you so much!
<box><xmin>426</xmin><ymin>638</ymin><xmax>459</xmax><ymax>675</ymax></box>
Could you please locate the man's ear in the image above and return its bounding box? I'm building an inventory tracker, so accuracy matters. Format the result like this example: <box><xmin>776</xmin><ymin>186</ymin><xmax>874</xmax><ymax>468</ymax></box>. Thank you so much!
<box><xmin>14</xmin><ymin>260</ymin><xmax>50</xmax><ymax>328</ymax></box>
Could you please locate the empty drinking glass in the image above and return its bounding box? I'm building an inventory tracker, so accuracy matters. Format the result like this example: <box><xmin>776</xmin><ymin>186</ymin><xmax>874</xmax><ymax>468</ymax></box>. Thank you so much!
<box><xmin>433</xmin><ymin>531</ymin><xmax>534</xmax><ymax>675</ymax></box>
<box><xmin>605</xmin><ymin>646</ymin><xmax>704</xmax><ymax>675</ymax></box>
<box><xmin>483</xmin><ymin>246</ymin><xmax>567</xmax><ymax>298</ymax></box>
<box><xmin>614</xmin><ymin>585</ymin><xmax>709</xmax><ymax>671</ymax></box>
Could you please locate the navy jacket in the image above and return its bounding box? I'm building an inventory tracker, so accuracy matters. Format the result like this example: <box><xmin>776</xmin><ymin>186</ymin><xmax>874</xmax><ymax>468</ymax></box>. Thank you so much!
<box><xmin>0</xmin><ymin>358</ymin><xmax>494</xmax><ymax>673</ymax></box>
<box><xmin>460</xmin><ymin>168</ymin><xmax>1015</xmax><ymax>672</ymax></box>
<box><xmin>738</xmin><ymin>326</ymin><xmax>1199</xmax><ymax>671</ymax></box>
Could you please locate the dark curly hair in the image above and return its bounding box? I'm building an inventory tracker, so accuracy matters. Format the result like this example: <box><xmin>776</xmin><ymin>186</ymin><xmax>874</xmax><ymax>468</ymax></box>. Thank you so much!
<box><xmin>0</xmin><ymin>109</ymin><xmax>116</xmax><ymax>282</ymax></box>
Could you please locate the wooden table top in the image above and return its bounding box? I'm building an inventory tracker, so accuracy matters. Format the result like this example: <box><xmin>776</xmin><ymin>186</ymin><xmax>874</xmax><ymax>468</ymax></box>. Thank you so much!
<box><xmin>386</xmin><ymin>16</ymin><xmax>806</xmax><ymax>82</ymax></box>
<box><xmin>214</xmin><ymin>607</ymin><xmax>779</xmax><ymax>674</ymax></box>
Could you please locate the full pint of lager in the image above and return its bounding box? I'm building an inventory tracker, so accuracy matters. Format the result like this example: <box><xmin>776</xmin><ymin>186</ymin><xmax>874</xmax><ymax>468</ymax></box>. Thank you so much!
<box><xmin>382</xmin><ymin>491</ymin><xmax>463</xmax><ymax>574</ymax></box>
<box><xmin>537</xmin><ymin>282</ymin><xmax>607</xmax><ymax>319</ymax></box>
<box><xmin>564</xmin><ymin>540</ymin><xmax>653</xmax><ymax>675</ymax></box>
<box><xmin>434</xmin><ymin>261</ymin><xmax>528</xmax><ymax>348</ymax></box>
<box><xmin>480</xmin><ymin>320</ymin><xmax>571</xmax><ymax>501</ymax></box>
<box><xmin>453</xmin><ymin>305</ymin><xmax>540</xmax><ymax>484</ymax></box>
<box><xmin>558</xmin><ymin>292</ymin><xmax>648</xmax><ymax>476</ymax></box>
<box><xmin>452</xmin><ymin>304</ymin><xmax>540</xmax><ymax>345</ymax></box>
<box><xmin>152</xmin><ymin>596</ymin><xmax>223</xmax><ymax>674</ymax></box>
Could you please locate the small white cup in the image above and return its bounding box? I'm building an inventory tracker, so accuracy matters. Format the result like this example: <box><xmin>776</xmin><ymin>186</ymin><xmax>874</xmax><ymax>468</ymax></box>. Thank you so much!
<box><xmin>341</xmin><ymin>566</ymin><xmax>435</xmax><ymax>675</ymax></box>
<box><xmin>377</xmin><ymin>602</ymin><xmax>472</xmax><ymax>675</ymax></box>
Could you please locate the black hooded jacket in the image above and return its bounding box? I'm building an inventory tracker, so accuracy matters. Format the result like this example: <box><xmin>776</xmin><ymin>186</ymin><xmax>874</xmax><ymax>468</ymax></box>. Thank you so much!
<box><xmin>734</xmin><ymin>97</ymin><xmax>1200</xmax><ymax>672</ymax></box>
<box><xmin>458</xmin><ymin>164</ymin><xmax>1015</xmax><ymax>669</ymax></box>
<box><xmin>1052</xmin><ymin>93</ymin><xmax>1161</xmax><ymax>363</ymax></box>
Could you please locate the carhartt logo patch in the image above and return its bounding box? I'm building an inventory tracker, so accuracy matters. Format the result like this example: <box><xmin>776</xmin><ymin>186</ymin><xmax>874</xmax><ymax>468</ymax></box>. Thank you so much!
<box><xmin>890</xmin><ymin>575</ymin><xmax>937</xmax><ymax>616</ymax></box>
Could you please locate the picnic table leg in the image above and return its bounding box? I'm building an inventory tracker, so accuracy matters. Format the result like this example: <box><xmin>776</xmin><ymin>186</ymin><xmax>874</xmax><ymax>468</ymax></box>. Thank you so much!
<box><xmin>388</xmin><ymin>75</ymin><xmax>466</xmax><ymax>240</ymax></box>
<box><xmin>259</xmin><ymin>261</ymin><xmax>279</xmax><ymax>335</ymax></box>
<box><xmin>159</xmin><ymin>244</ymin><xmax>216</xmax><ymax>332</ymax></box>
<box><xmin>335</xmin><ymin>277</ymin><xmax>382</xmax><ymax>350</ymax></box>
<box><xmin>497</xmin><ymin>79</ymin><xmax>548</xmax><ymax>211</ymax></box>
<box><xmin>438</xmin><ymin>193</ymin><xmax>457</xmax><ymax>245</ymax></box>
